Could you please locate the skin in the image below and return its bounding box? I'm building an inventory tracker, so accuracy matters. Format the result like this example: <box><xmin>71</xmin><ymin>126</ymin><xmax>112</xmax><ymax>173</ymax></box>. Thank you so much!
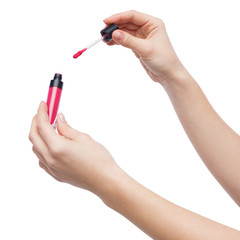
<box><xmin>29</xmin><ymin>10</ymin><xmax>240</xmax><ymax>240</ymax></box>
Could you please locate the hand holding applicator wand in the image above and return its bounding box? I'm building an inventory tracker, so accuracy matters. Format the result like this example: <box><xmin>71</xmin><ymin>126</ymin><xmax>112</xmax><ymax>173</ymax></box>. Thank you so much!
<box><xmin>73</xmin><ymin>23</ymin><xmax>119</xmax><ymax>58</ymax></box>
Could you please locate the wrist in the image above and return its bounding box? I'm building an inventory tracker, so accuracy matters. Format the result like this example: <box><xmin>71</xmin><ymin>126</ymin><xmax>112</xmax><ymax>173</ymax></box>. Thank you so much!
<box><xmin>161</xmin><ymin>65</ymin><xmax>195</xmax><ymax>95</ymax></box>
<box><xmin>91</xmin><ymin>164</ymin><xmax>126</xmax><ymax>204</ymax></box>
<box><xmin>93</xmin><ymin>165</ymin><xmax>133</xmax><ymax>209</ymax></box>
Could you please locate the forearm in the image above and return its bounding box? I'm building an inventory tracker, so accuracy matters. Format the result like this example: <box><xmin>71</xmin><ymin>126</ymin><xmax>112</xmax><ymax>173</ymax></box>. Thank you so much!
<box><xmin>163</xmin><ymin>69</ymin><xmax>240</xmax><ymax>205</ymax></box>
<box><xmin>98</xmin><ymin>167</ymin><xmax>240</xmax><ymax>240</ymax></box>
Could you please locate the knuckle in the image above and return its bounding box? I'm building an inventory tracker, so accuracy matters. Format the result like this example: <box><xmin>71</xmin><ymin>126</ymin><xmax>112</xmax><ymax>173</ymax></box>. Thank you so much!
<box><xmin>32</xmin><ymin>115</ymin><xmax>37</xmax><ymax>122</ymax></box>
<box><xmin>37</xmin><ymin>122</ymin><xmax>45</xmax><ymax>136</ymax></box>
<box><xmin>129</xmin><ymin>9</ymin><xmax>137</xmax><ymax>14</ymax></box>
<box><xmin>28</xmin><ymin>132</ymin><xmax>33</xmax><ymax>143</ymax></box>
<box><xmin>156</xmin><ymin>18</ymin><xmax>165</xmax><ymax>29</ymax></box>
<box><xmin>29</xmin><ymin>116</ymin><xmax>37</xmax><ymax>143</ymax></box>
<box><xmin>143</xmin><ymin>44</ymin><xmax>154</xmax><ymax>56</ymax></box>
<box><xmin>47</xmin><ymin>158</ymin><xmax>57</xmax><ymax>168</ymax></box>
<box><xmin>36</xmin><ymin>118</ymin><xmax>48</xmax><ymax>135</ymax></box>
<box><xmin>32</xmin><ymin>146</ymin><xmax>36</xmax><ymax>153</ymax></box>
<box><xmin>78</xmin><ymin>133</ymin><xmax>92</xmax><ymax>142</ymax></box>
<box><xmin>129</xmin><ymin>10</ymin><xmax>138</xmax><ymax>21</ymax></box>
<box><xmin>49</xmin><ymin>141</ymin><xmax>65</xmax><ymax>157</ymax></box>
<box><xmin>38</xmin><ymin>161</ymin><xmax>44</xmax><ymax>168</ymax></box>
<box><xmin>124</xmin><ymin>35</ymin><xmax>132</xmax><ymax>46</ymax></box>
<box><xmin>54</xmin><ymin>176</ymin><xmax>63</xmax><ymax>182</ymax></box>
<box><xmin>49</xmin><ymin>145</ymin><xmax>61</xmax><ymax>156</ymax></box>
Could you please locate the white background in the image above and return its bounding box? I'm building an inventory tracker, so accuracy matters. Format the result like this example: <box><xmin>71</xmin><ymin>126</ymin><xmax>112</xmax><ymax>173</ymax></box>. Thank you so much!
<box><xmin>0</xmin><ymin>0</ymin><xmax>240</xmax><ymax>239</ymax></box>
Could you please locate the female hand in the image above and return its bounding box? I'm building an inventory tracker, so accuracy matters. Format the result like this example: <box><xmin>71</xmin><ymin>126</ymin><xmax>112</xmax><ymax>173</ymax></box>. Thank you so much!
<box><xmin>104</xmin><ymin>10</ymin><xmax>187</xmax><ymax>85</ymax></box>
<box><xmin>29</xmin><ymin>102</ymin><xmax>119</xmax><ymax>195</ymax></box>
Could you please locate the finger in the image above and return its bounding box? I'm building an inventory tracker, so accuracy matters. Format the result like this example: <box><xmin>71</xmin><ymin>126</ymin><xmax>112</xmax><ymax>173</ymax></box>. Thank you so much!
<box><xmin>36</xmin><ymin>101</ymin><xmax>61</xmax><ymax>146</ymax></box>
<box><xmin>118</xmin><ymin>23</ymin><xmax>139</xmax><ymax>31</ymax></box>
<box><xmin>105</xmin><ymin>26</ymin><xmax>139</xmax><ymax>47</ymax></box>
<box><xmin>29</xmin><ymin>115</ymin><xmax>49</xmax><ymax>155</ymax></box>
<box><xmin>104</xmin><ymin>10</ymin><xmax>151</xmax><ymax>26</ymax></box>
<box><xmin>33</xmin><ymin>147</ymin><xmax>59</xmax><ymax>180</ymax></box>
<box><xmin>112</xmin><ymin>30</ymin><xmax>147</xmax><ymax>54</ymax></box>
<box><xmin>56</xmin><ymin>113</ymin><xmax>80</xmax><ymax>140</ymax></box>
<box><xmin>106</xmin><ymin>41</ymin><xmax>116</xmax><ymax>46</ymax></box>
<box><xmin>119</xmin><ymin>27</ymin><xmax>139</xmax><ymax>37</ymax></box>
<box><xmin>32</xmin><ymin>146</ymin><xmax>49</xmax><ymax>167</ymax></box>
<box><xmin>132</xmin><ymin>50</ymin><xmax>140</xmax><ymax>59</ymax></box>
<box><xmin>38</xmin><ymin>161</ymin><xmax>62</xmax><ymax>182</ymax></box>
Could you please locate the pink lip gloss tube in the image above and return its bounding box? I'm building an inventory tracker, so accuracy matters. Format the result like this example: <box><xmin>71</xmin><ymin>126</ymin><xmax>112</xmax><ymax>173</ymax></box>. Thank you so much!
<box><xmin>47</xmin><ymin>73</ymin><xmax>63</xmax><ymax>127</ymax></box>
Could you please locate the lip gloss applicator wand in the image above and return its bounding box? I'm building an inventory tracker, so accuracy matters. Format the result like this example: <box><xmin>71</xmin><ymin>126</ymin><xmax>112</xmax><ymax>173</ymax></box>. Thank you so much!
<box><xmin>73</xmin><ymin>23</ymin><xmax>119</xmax><ymax>59</ymax></box>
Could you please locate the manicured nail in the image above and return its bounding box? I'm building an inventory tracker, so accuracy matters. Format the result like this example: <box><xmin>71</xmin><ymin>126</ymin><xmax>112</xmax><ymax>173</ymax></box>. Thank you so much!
<box><xmin>59</xmin><ymin>113</ymin><xmax>66</xmax><ymax>122</ymax></box>
<box><xmin>113</xmin><ymin>31</ymin><xmax>123</xmax><ymax>41</ymax></box>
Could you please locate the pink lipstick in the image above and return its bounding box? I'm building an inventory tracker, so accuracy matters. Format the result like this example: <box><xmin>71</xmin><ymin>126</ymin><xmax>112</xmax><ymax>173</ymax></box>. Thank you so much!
<box><xmin>47</xmin><ymin>73</ymin><xmax>63</xmax><ymax>127</ymax></box>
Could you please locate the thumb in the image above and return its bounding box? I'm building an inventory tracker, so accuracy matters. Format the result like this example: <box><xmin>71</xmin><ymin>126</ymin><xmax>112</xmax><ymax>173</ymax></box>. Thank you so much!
<box><xmin>56</xmin><ymin>113</ymin><xmax>79</xmax><ymax>140</ymax></box>
<box><xmin>112</xmin><ymin>30</ymin><xmax>146</xmax><ymax>55</ymax></box>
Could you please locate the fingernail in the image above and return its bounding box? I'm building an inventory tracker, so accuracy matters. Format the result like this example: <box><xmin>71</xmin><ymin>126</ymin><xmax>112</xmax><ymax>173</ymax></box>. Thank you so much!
<box><xmin>113</xmin><ymin>31</ymin><xmax>123</xmax><ymax>41</ymax></box>
<box><xmin>59</xmin><ymin>113</ymin><xmax>66</xmax><ymax>122</ymax></box>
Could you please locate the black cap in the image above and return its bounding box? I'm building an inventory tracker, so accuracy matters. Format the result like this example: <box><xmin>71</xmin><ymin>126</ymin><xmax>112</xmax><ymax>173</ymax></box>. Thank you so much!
<box><xmin>100</xmin><ymin>23</ymin><xmax>119</xmax><ymax>42</ymax></box>
<box><xmin>50</xmin><ymin>73</ymin><xmax>63</xmax><ymax>89</ymax></box>
<box><xmin>54</xmin><ymin>73</ymin><xmax>62</xmax><ymax>80</ymax></box>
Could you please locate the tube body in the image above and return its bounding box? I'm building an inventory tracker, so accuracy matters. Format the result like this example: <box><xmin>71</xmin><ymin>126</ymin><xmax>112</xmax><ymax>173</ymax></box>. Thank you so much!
<box><xmin>47</xmin><ymin>74</ymin><xmax>63</xmax><ymax>126</ymax></box>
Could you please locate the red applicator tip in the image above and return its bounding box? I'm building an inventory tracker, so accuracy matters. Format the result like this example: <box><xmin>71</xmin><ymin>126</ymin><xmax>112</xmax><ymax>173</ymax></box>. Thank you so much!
<box><xmin>73</xmin><ymin>48</ymin><xmax>87</xmax><ymax>59</ymax></box>
<box><xmin>73</xmin><ymin>24</ymin><xmax>119</xmax><ymax>59</ymax></box>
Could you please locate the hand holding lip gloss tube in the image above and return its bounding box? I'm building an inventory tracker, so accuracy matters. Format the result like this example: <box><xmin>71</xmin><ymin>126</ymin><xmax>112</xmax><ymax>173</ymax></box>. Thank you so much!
<box><xmin>47</xmin><ymin>73</ymin><xmax>63</xmax><ymax>127</ymax></box>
